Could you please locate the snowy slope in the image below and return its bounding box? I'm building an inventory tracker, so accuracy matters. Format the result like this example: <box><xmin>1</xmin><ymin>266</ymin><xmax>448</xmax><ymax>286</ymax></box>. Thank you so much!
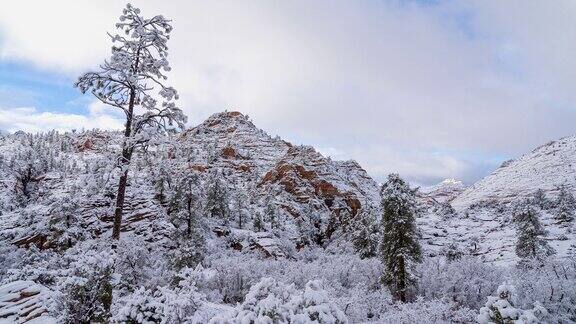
<box><xmin>452</xmin><ymin>136</ymin><xmax>576</xmax><ymax>210</ymax></box>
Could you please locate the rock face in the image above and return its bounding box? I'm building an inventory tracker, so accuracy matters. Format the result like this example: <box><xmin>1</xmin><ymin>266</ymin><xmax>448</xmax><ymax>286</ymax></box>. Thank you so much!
<box><xmin>452</xmin><ymin>136</ymin><xmax>576</xmax><ymax>210</ymax></box>
<box><xmin>179</xmin><ymin>112</ymin><xmax>379</xmax><ymax>241</ymax></box>
<box><xmin>0</xmin><ymin>281</ymin><xmax>55</xmax><ymax>323</ymax></box>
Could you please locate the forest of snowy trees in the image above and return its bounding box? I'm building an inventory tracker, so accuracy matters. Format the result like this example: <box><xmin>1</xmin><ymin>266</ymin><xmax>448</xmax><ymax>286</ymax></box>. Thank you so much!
<box><xmin>1</xmin><ymin>4</ymin><xmax>576</xmax><ymax>324</ymax></box>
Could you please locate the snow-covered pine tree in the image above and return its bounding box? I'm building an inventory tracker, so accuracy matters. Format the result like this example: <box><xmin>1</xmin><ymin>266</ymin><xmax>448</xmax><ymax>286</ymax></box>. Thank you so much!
<box><xmin>533</xmin><ymin>189</ymin><xmax>550</xmax><ymax>210</ymax></box>
<box><xmin>379</xmin><ymin>173</ymin><xmax>422</xmax><ymax>302</ymax></box>
<box><xmin>264</xmin><ymin>193</ymin><xmax>279</xmax><ymax>230</ymax></box>
<box><xmin>75</xmin><ymin>4</ymin><xmax>187</xmax><ymax>241</ymax></box>
<box><xmin>169</xmin><ymin>173</ymin><xmax>202</xmax><ymax>237</ymax></box>
<box><xmin>232</xmin><ymin>183</ymin><xmax>249</xmax><ymax>229</ymax></box>
<box><xmin>351</xmin><ymin>206</ymin><xmax>379</xmax><ymax>259</ymax></box>
<box><xmin>554</xmin><ymin>185</ymin><xmax>575</xmax><ymax>224</ymax></box>
<box><xmin>168</xmin><ymin>173</ymin><xmax>205</xmax><ymax>269</ymax></box>
<box><xmin>253</xmin><ymin>211</ymin><xmax>265</xmax><ymax>232</ymax></box>
<box><xmin>205</xmin><ymin>170</ymin><xmax>230</xmax><ymax>224</ymax></box>
<box><xmin>441</xmin><ymin>241</ymin><xmax>464</xmax><ymax>262</ymax></box>
<box><xmin>513</xmin><ymin>200</ymin><xmax>554</xmax><ymax>266</ymax></box>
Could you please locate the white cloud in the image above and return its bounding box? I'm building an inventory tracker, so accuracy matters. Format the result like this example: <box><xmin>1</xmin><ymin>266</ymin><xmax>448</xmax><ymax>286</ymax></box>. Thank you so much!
<box><xmin>0</xmin><ymin>103</ymin><xmax>123</xmax><ymax>133</ymax></box>
<box><xmin>1</xmin><ymin>0</ymin><xmax>575</xmax><ymax>184</ymax></box>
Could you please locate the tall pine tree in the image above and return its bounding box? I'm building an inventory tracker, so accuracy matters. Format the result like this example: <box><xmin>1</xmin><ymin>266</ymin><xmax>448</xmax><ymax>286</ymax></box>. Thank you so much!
<box><xmin>379</xmin><ymin>174</ymin><xmax>421</xmax><ymax>302</ymax></box>
<box><xmin>514</xmin><ymin>200</ymin><xmax>554</xmax><ymax>266</ymax></box>
<box><xmin>76</xmin><ymin>4</ymin><xmax>187</xmax><ymax>241</ymax></box>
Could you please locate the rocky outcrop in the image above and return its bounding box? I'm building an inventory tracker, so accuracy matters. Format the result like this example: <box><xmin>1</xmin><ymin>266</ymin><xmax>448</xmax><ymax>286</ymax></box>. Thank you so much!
<box><xmin>0</xmin><ymin>281</ymin><xmax>55</xmax><ymax>323</ymax></box>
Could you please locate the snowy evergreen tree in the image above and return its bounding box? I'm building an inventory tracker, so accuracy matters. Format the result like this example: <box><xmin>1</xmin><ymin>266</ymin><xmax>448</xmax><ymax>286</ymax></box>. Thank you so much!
<box><xmin>169</xmin><ymin>173</ymin><xmax>202</xmax><ymax>236</ymax></box>
<box><xmin>441</xmin><ymin>240</ymin><xmax>464</xmax><ymax>262</ymax></box>
<box><xmin>205</xmin><ymin>171</ymin><xmax>230</xmax><ymax>223</ymax></box>
<box><xmin>513</xmin><ymin>200</ymin><xmax>555</xmax><ymax>265</ymax></box>
<box><xmin>48</xmin><ymin>190</ymin><xmax>85</xmax><ymax>250</ymax></box>
<box><xmin>168</xmin><ymin>173</ymin><xmax>205</xmax><ymax>270</ymax></box>
<box><xmin>379</xmin><ymin>173</ymin><xmax>422</xmax><ymax>302</ymax></box>
<box><xmin>232</xmin><ymin>184</ymin><xmax>249</xmax><ymax>229</ymax></box>
<box><xmin>533</xmin><ymin>189</ymin><xmax>550</xmax><ymax>210</ymax></box>
<box><xmin>75</xmin><ymin>4</ymin><xmax>187</xmax><ymax>241</ymax></box>
<box><xmin>264</xmin><ymin>193</ymin><xmax>279</xmax><ymax>230</ymax></box>
<box><xmin>252</xmin><ymin>211</ymin><xmax>265</xmax><ymax>232</ymax></box>
<box><xmin>57</xmin><ymin>250</ymin><xmax>115</xmax><ymax>323</ymax></box>
<box><xmin>351</xmin><ymin>206</ymin><xmax>379</xmax><ymax>259</ymax></box>
<box><xmin>553</xmin><ymin>185</ymin><xmax>575</xmax><ymax>224</ymax></box>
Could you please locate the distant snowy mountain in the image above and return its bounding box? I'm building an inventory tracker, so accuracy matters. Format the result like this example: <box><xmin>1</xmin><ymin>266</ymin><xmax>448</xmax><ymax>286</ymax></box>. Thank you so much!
<box><xmin>452</xmin><ymin>136</ymin><xmax>576</xmax><ymax>210</ymax></box>
<box><xmin>413</xmin><ymin>136</ymin><xmax>576</xmax><ymax>264</ymax></box>
<box><xmin>421</xmin><ymin>178</ymin><xmax>465</xmax><ymax>204</ymax></box>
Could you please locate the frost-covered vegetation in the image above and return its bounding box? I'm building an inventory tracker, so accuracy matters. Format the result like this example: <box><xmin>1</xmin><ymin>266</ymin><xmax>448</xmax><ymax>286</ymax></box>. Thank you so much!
<box><xmin>1</xmin><ymin>129</ymin><xmax>576</xmax><ymax>323</ymax></box>
<box><xmin>1</xmin><ymin>4</ymin><xmax>576</xmax><ymax>324</ymax></box>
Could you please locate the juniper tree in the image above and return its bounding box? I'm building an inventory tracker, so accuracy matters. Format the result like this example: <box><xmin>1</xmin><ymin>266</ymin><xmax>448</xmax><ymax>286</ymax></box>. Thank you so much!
<box><xmin>76</xmin><ymin>4</ymin><xmax>186</xmax><ymax>241</ymax></box>
<box><xmin>351</xmin><ymin>206</ymin><xmax>379</xmax><ymax>259</ymax></box>
<box><xmin>10</xmin><ymin>145</ymin><xmax>50</xmax><ymax>205</ymax></box>
<box><xmin>514</xmin><ymin>200</ymin><xmax>554</xmax><ymax>266</ymax></box>
<box><xmin>554</xmin><ymin>185</ymin><xmax>575</xmax><ymax>224</ymax></box>
<box><xmin>379</xmin><ymin>173</ymin><xmax>422</xmax><ymax>302</ymax></box>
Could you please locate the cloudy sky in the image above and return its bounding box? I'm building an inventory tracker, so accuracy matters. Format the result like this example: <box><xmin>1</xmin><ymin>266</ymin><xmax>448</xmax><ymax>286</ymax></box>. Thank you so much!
<box><xmin>1</xmin><ymin>0</ymin><xmax>575</xmax><ymax>185</ymax></box>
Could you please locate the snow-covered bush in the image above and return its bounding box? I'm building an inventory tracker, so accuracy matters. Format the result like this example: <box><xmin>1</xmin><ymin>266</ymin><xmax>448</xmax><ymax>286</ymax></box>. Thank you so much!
<box><xmin>112</xmin><ymin>284</ymin><xmax>204</xmax><ymax>324</ymax></box>
<box><xmin>55</xmin><ymin>249</ymin><xmax>115</xmax><ymax>323</ymax></box>
<box><xmin>115</xmin><ymin>237</ymin><xmax>156</xmax><ymax>291</ymax></box>
<box><xmin>417</xmin><ymin>256</ymin><xmax>504</xmax><ymax>310</ymax></box>
<box><xmin>510</xmin><ymin>260</ymin><xmax>576</xmax><ymax>322</ymax></box>
<box><xmin>210</xmin><ymin>277</ymin><xmax>347</xmax><ymax>323</ymax></box>
<box><xmin>477</xmin><ymin>284</ymin><xmax>549</xmax><ymax>324</ymax></box>
<box><xmin>378</xmin><ymin>298</ymin><xmax>476</xmax><ymax>323</ymax></box>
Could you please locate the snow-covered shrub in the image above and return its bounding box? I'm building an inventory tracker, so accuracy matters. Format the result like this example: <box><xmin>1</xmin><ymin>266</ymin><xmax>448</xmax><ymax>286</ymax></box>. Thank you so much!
<box><xmin>439</xmin><ymin>241</ymin><xmax>464</xmax><ymax>262</ymax></box>
<box><xmin>210</xmin><ymin>277</ymin><xmax>347</xmax><ymax>323</ymax></box>
<box><xmin>510</xmin><ymin>260</ymin><xmax>576</xmax><ymax>322</ymax></box>
<box><xmin>115</xmin><ymin>236</ymin><xmax>169</xmax><ymax>290</ymax></box>
<box><xmin>333</xmin><ymin>285</ymin><xmax>391</xmax><ymax>322</ymax></box>
<box><xmin>55</xmin><ymin>249</ymin><xmax>115</xmax><ymax>323</ymax></box>
<box><xmin>417</xmin><ymin>256</ymin><xmax>504</xmax><ymax>310</ymax></box>
<box><xmin>378</xmin><ymin>297</ymin><xmax>476</xmax><ymax>323</ymax></box>
<box><xmin>477</xmin><ymin>284</ymin><xmax>549</xmax><ymax>324</ymax></box>
<box><xmin>205</xmin><ymin>249</ymin><xmax>383</xmax><ymax>322</ymax></box>
<box><xmin>112</xmin><ymin>284</ymin><xmax>205</xmax><ymax>324</ymax></box>
<box><xmin>2</xmin><ymin>247</ymin><xmax>62</xmax><ymax>286</ymax></box>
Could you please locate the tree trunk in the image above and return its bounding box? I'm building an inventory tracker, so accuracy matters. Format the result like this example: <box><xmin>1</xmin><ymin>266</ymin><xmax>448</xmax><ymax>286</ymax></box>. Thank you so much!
<box><xmin>111</xmin><ymin>88</ymin><xmax>136</xmax><ymax>241</ymax></box>
<box><xmin>186</xmin><ymin>196</ymin><xmax>192</xmax><ymax>236</ymax></box>
<box><xmin>398</xmin><ymin>255</ymin><xmax>407</xmax><ymax>302</ymax></box>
